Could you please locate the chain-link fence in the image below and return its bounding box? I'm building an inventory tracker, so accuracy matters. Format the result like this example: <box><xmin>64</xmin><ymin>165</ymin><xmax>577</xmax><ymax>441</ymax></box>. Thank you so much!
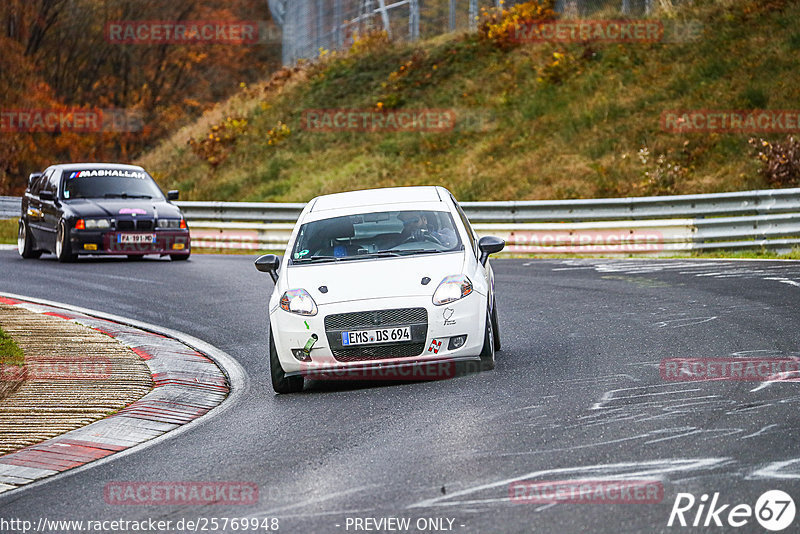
<box><xmin>267</xmin><ymin>0</ymin><xmax>683</xmax><ymax>64</ymax></box>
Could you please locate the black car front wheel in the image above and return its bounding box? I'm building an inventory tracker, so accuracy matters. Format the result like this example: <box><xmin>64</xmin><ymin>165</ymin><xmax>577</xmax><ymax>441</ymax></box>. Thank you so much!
<box><xmin>18</xmin><ymin>220</ymin><xmax>42</xmax><ymax>259</ymax></box>
<box><xmin>55</xmin><ymin>220</ymin><xmax>77</xmax><ymax>262</ymax></box>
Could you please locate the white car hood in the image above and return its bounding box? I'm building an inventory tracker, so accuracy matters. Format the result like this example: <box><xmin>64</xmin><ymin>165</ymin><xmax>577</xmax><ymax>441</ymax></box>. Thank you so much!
<box><xmin>284</xmin><ymin>252</ymin><xmax>466</xmax><ymax>306</ymax></box>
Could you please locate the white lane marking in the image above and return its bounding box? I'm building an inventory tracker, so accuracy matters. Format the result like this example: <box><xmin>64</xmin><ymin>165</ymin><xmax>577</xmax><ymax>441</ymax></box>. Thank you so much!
<box><xmin>406</xmin><ymin>458</ymin><xmax>731</xmax><ymax>509</ymax></box>
<box><xmin>750</xmin><ymin>368</ymin><xmax>800</xmax><ymax>392</ymax></box>
<box><xmin>741</xmin><ymin>424</ymin><xmax>778</xmax><ymax>440</ymax></box>
<box><xmin>763</xmin><ymin>277</ymin><xmax>800</xmax><ymax>287</ymax></box>
<box><xmin>590</xmin><ymin>384</ymin><xmax>711</xmax><ymax>410</ymax></box>
<box><xmin>260</xmin><ymin>485</ymin><xmax>380</xmax><ymax>515</ymax></box>
<box><xmin>556</xmin><ymin>373</ymin><xmax>637</xmax><ymax>385</ymax></box>
<box><xmin>644</xmin><ymin>428</ymin><xmax>742</xmax><ymax>445</ymax></box>
<box><xmin>725</xmin><ymin>404</ymin><xmax>774</xmax><ymax>415</ymax></box>
<box><xmin>751</xmin><ymin>381</ymin><xmax>772</xmax><ymax>393</ymax></box>
<box><xmin>491</xmin><ymin>426</ymin><xmax>744</xmax><ymax>458</ymax></box>
<box><xmin>596</xmin><ymin>388</ymin><xmax>703</xmax><ymax>402</ymax></box>
<box><xmin>487</xmin><ymin>433</ymin><xmax>652</xmax><ymax>458</ymax></box>
<box><xmin>501</xmin><ymin>404</ymin><xmax>542</xmax><ymax>414</ymax></box>
<box><xmin>653</xmin><ymin>316</ymin><xmax>717</xmax><ymax>328</ymax></box>
<box><xmin>748</xmin><ymin>459</ymin><xmax>800</xmax><ymax>480</ymax></box>
<box><xmin>575</xmin><ymin>259</ymin><xmax>800</xmax><ymax>291</ymax></box>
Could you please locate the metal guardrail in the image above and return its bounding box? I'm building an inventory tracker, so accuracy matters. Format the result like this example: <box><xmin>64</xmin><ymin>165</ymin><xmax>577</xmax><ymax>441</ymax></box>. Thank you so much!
<box><xmin>461</xmin><ymin>188</ymin><xmax>800</xmax><ymax>222</ymax></box>
<box><xmin>0</xmin><ymin>196</ymin><xmax>20</xmax><ymax>220</ymax></box>
<box><xmin>176</xmin><ymin>201</ymin><xmax>305</xmax><ymax>223</ymax></box>
<box><xmin>179</xmin><ymin>188</ymin><xmax>800</xmax><ymax>255</ymax></box>
<box><xmin>4</xmin><ymin>189</ymin><xmax>800</xmax><ymax>255</ymax></box>
<box><xmin>176</xmin><ymin>188</ymin><xmax>800</xmax><ymax>223</ymax></box>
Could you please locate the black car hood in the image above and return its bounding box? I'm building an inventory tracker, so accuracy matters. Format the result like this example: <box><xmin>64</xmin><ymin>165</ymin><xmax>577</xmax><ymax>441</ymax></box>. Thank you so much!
<box><xmin>63</xmin><ymin>198</ymin><xmax>182</xmax><ymax>220</ymax></box>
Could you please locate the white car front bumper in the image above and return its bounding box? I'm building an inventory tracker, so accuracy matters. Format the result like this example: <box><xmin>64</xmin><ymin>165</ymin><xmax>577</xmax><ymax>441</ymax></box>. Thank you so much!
<box><xmin>270</xmin><ymin>292</ymin><xmax>487</xmax><ymax>378</ymax></box>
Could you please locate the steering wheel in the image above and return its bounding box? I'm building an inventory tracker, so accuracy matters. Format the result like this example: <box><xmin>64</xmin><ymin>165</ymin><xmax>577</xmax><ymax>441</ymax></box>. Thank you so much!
<box><xmin>404</xmin><ymin>229</ymin><xmax>444</xmax><ymax>246</ymax></box>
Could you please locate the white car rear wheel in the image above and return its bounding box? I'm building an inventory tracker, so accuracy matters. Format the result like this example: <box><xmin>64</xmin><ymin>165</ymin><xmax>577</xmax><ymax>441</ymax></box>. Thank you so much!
<box><xmin>479</xmin><ymin>310</ymin><xmax>495</xmax><ymax>371</ymax></box>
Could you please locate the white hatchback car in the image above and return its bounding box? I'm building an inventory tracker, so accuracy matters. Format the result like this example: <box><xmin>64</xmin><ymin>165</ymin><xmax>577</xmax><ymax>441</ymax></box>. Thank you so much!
<box><xmin>255</xmin><ymin>186</ymin><xmax>504</xmax><ymax>393</ymax></box>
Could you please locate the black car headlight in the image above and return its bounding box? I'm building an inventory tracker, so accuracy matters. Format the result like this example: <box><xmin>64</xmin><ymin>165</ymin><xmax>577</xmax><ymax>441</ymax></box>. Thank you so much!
<box><xmin>83</xmin><ymin>218</ymin><xmax>111</xmax><ymax>229</ymax></box>
<box><xmin>158</xmin><ymin>218</ymin><xmax>186</xmax><ymax>229</ymax></box>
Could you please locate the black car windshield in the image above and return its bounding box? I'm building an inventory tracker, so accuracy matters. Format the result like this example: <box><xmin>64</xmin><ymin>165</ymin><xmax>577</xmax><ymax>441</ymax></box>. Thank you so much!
<box><xmin>62</xmin><ymin>169</ymin><xmax>165</xmax><ymax>200</ymax></box>
<box><xmin>291</xmin><ymin>210</ymin><xmax>463</xmax><ymax>263</ymax></box>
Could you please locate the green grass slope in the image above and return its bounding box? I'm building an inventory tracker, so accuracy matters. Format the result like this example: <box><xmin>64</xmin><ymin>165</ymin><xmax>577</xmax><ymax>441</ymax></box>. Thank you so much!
<box><xmin>138</xmin><ymin>0</ymin><xmax>800</xmax><ymax>202</ymax></box>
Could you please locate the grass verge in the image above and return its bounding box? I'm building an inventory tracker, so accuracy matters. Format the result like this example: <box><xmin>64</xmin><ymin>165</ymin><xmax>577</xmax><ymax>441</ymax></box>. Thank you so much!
<box><xmin>139</xmin><ymin>0</ymin><xmax>799</xmax><ymax>203</ymax></box>
<box><xmin>0</xmin><ymin>325</ymin><xmax>24</xmax><ymax>367</ymax></box>
<box><xmin>0</xmin><ymin>218</ymin><xmax>17</xmax><ymax>245</ymax></box>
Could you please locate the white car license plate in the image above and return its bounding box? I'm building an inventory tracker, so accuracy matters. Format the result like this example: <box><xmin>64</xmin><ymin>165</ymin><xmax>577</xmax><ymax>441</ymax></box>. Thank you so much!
<box><xmin>341</xmin><ymin>326</ymin><xmax>412</xmax><ymax>346</ymax></box>
<box><xmin>117</xmin><ymin>233</ymin><xmax>155</xmax><ymax>244</ymax></box>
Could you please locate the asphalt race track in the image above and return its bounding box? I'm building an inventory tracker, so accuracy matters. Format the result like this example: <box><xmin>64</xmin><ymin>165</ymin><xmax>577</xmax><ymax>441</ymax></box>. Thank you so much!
<box><xmin>1</xmin><ymin>251</ymin><xmax>799</xmax><ymax>533</ymax></box>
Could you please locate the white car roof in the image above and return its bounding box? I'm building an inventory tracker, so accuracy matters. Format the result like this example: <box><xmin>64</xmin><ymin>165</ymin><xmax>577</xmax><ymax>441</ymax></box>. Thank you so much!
<box><xmin>309</xmin><ymin>186</ymin><xmax>445</xmax><ymax>212</ymax></box>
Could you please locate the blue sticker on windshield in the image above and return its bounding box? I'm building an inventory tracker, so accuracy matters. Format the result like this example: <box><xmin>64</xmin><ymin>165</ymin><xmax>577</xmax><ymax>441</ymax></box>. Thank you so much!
<box><xmin>334</xmin><ymin>245</ymin><xmax>347</xmax><ymax>258</ymax></box>
<box><xmin>294</xmin><ymin>249</ymin><xmax>309</xmax><ymax>259</ymax></box>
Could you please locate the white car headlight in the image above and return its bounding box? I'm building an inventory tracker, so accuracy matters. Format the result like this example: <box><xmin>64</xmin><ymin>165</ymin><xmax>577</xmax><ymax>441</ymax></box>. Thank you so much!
<box><xmin>85</xmin><ymin>218</ymin><xmax>110</xmax><ymax>229</ymax></box>
<box><xmin>280</xmin><ymin>289</ymin><xmax>318</xmax><ymax>316</ymax></box>
<box><xmin>432</xmin><ymin>274</ymin><xmax>473</xmax><ymax>306</ymax></box>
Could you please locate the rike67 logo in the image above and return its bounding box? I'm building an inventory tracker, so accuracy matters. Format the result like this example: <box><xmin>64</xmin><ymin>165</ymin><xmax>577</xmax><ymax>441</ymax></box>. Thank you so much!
<box><xmin>668</xmin><ymin>490</ymin><xmax>795</xmax><ymax>531</ymax></box>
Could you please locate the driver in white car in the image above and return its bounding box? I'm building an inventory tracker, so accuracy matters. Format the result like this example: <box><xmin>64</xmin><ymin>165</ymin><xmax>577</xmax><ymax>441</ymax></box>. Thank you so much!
<box><xmin>397</xmin><ymin>211</ymin><xmax>458</xmax><ymax>248</ymax></box>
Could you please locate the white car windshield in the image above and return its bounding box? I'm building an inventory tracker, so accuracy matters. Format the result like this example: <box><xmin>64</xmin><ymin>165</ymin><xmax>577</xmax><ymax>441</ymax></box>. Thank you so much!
<box><xmin>291</xmin><ymin>210</ymin><xmax>463</xmax><ymax>263</ymax></box>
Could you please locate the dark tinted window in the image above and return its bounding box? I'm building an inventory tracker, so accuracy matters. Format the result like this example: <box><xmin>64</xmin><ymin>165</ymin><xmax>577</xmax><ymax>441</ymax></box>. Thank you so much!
<box><xmin>62</xmin><ymin>169</ymin><xmax>164</xmax><ymax>200</ymax></box>
<box><xmin>291</xmin><ymin>210</ymin><xmax>462</xmax><ymax>262</ymax></box>
<box><xmin>29</xmin><ymin>169</ymin><xmax>51</xmax><ymax>195</ymax></box>
<box><xmin>45</xmin><ymin>170</ymin><xmax>61</xmax><ymax>194</ymax></box>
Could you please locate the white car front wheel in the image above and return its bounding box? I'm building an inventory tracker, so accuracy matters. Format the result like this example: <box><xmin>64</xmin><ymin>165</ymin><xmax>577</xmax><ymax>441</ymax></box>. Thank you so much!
<box><xmin>270</xmin><ymin>330</ymin><xmax>304</xmax><ymax>394</ymax></box>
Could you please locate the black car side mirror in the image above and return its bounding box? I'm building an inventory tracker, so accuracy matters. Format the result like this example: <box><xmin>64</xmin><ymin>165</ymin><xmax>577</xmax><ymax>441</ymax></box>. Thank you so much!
<box><xmin>167</xmin><ymin>190</ymin><xmax>179</xmax><ymax>201</ymax></box>
<box><xmin>255</xmin><ymin>254</ymin><xmax>281</xmax><ymax>283</ymax></box>
<box><xmin>478</xmin><ymin>236</ymin><xmax>505</xmax><ymax>266</ymax></box>
<box><xmin>28</xmin><ymin>172</ymin><xmax>42</xmax><ymax>187</ymax></box>
<box><xmin>39</xmin><ymin>190</ymin><xmax>55</xmax><ymax>202</ymax></box>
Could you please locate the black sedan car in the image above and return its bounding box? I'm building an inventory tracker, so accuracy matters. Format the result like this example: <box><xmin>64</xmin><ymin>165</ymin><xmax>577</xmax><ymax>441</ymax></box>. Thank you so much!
<box><xmin>17</xmin><ymin>163</ymin><xmax>190</xmax><ymax>261</ymax></box>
